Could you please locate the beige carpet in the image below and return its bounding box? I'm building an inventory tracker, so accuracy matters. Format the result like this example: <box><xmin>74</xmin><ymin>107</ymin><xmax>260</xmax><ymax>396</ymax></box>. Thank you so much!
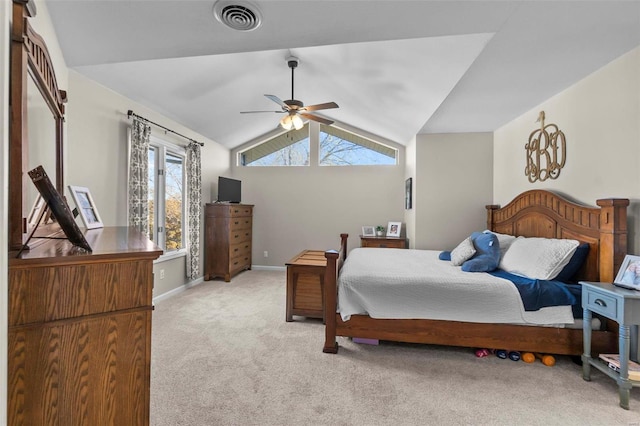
<box><xmin>150</xmin><ymin>270</ymin><xmax>640</xmax><ymax>426</ymax></box>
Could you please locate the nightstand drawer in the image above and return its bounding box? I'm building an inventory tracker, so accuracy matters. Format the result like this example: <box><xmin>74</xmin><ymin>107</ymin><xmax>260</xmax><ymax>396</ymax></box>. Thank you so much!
<box><xmin>585</xmin><ymin>290</ymin><xmax>618</xmax><ymax>318</ymax></box>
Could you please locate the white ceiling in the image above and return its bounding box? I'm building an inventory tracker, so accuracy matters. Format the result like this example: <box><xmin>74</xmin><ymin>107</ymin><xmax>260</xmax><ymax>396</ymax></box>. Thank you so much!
<box><xmin>46</xmin><ymin>0</ymin><xmax>640</xmax><ymax>149</ymax></box>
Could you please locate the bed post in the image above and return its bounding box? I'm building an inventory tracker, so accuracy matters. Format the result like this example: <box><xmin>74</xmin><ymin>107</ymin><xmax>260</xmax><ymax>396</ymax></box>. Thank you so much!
<box><xmin>486</xmin><ymin>204</ymin><xmax>499</xmax><ymax>230</ymax></box>
<box><xmin>596</xmin><ymin>198</ymin><xmax>629</xmax><ymax>282</ymax></box>
<box><xmin>323</xmin><ymin>250</ymin><xmax>339</xmax><ymax>353</ymax></box>
<box><xmin>323</xmin><ymin>233</ymin><xmax>348</xmax><ymax>354</ymax></box>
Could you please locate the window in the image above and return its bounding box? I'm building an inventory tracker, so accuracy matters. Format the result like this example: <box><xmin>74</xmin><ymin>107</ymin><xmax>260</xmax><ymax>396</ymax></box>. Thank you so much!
<box><xmin>239</xmin><ymin>122</ymin><xmax>396</xmax><ymax>167</ymax></box>
<box><xmin>241</xmin><ymin>124</ymin><xmax>310</xmax><ymax>166</ymax></box>
<box><xmin>319</xmin><ymin>125</ymin><xmax>396</xmax><ymax>166</ymax></box>
<box><xmin>148</xmin><ymin>138</ymin><xmax>186</xmax><ymax>253</ymax></box>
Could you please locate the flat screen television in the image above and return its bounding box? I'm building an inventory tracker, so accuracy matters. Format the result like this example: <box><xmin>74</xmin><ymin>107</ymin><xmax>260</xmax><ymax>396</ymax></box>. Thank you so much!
<box><xmin>217</xmin><ymin>176</ymin><xmax>241</xmax><ymax>203</ymax></box>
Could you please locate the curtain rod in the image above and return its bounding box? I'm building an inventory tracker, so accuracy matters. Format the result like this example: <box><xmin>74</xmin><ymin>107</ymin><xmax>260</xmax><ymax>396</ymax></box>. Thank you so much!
<box><xmin>127</xmin><ymin>110</ymin><xmax>204</xmax><ymax>146</ymax></box>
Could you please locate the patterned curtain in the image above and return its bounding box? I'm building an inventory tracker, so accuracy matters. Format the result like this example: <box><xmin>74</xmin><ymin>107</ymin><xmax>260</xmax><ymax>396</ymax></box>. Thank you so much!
<box><xmin>186</xmin><ymin>142</ymin><xmax>202</xmax><ymax>279</ymax></box>
<box><xmin>128</xmin><ymin>118</ymin><xmax>151</xmax><ymax>235</ymax></box>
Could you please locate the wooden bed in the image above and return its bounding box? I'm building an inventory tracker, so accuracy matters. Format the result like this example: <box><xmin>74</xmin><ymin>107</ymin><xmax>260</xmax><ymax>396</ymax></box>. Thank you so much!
<box><xmin>323</xmin><ymin>190</ymin><xmax>629</xmax><ymax>355</ymax></box>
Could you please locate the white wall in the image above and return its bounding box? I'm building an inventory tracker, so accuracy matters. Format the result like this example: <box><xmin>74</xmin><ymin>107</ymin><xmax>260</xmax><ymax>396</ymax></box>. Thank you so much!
<box><xmin>6</xmin><ymin>0</ymin><xmax>231</xmax><ymax>301</ymax></box>
<box><xmin>231</xmin><ymin>123</ymin><xmax>406</xmax><ymax>266</ymax></box>
<box><xmin>1</xmin><ymin>1</ymin><xmax>11</xmax><ymax>422</ymax></box>
<box><xmin>404</xmin><ymin>136</ymin><xmax>417</xmax><ymax>247</ymax></box>
<box><xmin>414</xmin><ymin>133</ymin><xmax>494</xmax><ymax>250</ymax></box>
<box><xmin>66</xmin><ymin>71</ymin><xmax>230</xmax><ymax>295</ymax></box>
<box><xmin>494</xmin><ymin>46</ymin><xmax>640</xmax><ymax>252</ymax></box>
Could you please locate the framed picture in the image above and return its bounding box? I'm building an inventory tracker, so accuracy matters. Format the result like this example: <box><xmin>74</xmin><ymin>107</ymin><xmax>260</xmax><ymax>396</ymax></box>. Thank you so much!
<box><xmin>362</xmin><ymin>225</ymin><xmax>376</xmax><ymax>237</ymax></box>
<box><xmin>405</xmin><ymin>177</ymin><xmax>412</xmax><ymax>210</ymax></box>
<box><xmin>387</xmin><ymin>221</ymin><xmax>402</xmax><ymax>237</ymax></box>
<box><xmin>27</xmin><ymin>194</ymin><xmax>47</xmax><ymax>228</ymax></box>
<box><xmin>27</xmin><ymin>166</ymin><xmax>92</xmax><ymax>252</ymax></box>
<box><xmin>68</xmin><ymin>185</ymin><xmax>104</xmax><ymax>229</ymax></box>
<box><xmin>614</xmin><ymin>254</ymin><xmax>640</xmax><ymax>290</ymax></box>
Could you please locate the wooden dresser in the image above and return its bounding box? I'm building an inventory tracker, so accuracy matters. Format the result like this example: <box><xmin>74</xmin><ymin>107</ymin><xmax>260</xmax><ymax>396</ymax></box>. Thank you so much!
<box><xmin>8</xmin><ymin>226</ymin><xmax>162</xmax><ymax>426</ymax></box>
<box><xmin>360</xmin><ymin>235</ymin><xmax>408</xmax><ymax>249</ymax></box>
<box><xmin>204</xmin><ymin>203</ymin><xmax>253</xmax><ymax>281</ymax></box>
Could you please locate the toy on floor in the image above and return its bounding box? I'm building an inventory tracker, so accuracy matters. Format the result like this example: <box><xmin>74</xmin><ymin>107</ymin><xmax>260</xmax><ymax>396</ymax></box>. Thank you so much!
<box><xmin>475</xmin><ymin>348</ymin><xmax>520</xmax><ymax>361</ymax></box>
<box><xmin>522</xmin><ymin>352</ymin><xmax>556</xmax><ymax>366</ymax></box>
<box><xmin>495</xmin><ymin>349</ymin><xmax>521</xmax><ymax>361</ymax></box>
<box><xmin>475</xmin><ymin>348</ymin><xmax>490</xmax><ymax>357</ymax></box>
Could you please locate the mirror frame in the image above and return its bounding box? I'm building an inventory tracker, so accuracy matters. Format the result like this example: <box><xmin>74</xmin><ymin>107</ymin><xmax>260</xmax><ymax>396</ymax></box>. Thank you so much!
<box><xmin>9</xmin><ymin>0</ymin><xmax>67</xmax><ymax>250</ymax></box>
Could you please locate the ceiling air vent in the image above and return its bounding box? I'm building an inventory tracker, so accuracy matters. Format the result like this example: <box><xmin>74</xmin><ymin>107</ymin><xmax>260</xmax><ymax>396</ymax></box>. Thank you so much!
<box><xmin>213</xmin><ymin>1</ymin><xmax>262</xmax><ymax>32</ymax></box>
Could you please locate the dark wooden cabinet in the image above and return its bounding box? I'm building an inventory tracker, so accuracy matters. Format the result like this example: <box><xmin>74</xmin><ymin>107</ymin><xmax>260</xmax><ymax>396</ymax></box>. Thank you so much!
<box><xmin>360</xmin><ymin>235</ymin><xmax>408</xmax><ymax>249</ymax></box>
<box><xmin>8</xmin><ymin>227</ymin><xmax>162</xmax><ymax>426</ymax></box>
<box><xmin>204</xmin><ymin>203</ymin><xmax>253</xmax><ymax>282</ymax></box>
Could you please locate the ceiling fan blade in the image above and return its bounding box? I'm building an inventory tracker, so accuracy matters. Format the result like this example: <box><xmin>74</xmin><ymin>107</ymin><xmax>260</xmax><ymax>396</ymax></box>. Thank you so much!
<box><xmin>264</xmin><ymin>94</ymin><xmax>289</xmax><ymax>110</ymax></box>
<box><xmin>300</xmin><ymin>113</ymin><xmax>334</xmax><ymax>125</ymax></box>
<box><xmin>240</xmin><ymin>110</ymin><xmax>284</xmax><ymax>114</ymax></box>
<box><xmin>302</xmin><ymin>102</ymin><xmax>339</xmax><ymax>112</ymax></box>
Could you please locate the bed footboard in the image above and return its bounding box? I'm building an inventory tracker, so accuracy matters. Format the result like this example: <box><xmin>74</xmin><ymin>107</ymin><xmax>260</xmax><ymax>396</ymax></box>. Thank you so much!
<box><xmin>323</xmin><ymin>233</ymin><xmax>348</xmax><ymax>353</ymax></box>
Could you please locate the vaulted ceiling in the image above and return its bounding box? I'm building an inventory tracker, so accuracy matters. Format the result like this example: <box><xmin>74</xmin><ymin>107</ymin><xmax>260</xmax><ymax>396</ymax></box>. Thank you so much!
<box><xmin>46</xmin><ymin>0</ymin><xmax>640</xmax><ymax>149</ymax></box>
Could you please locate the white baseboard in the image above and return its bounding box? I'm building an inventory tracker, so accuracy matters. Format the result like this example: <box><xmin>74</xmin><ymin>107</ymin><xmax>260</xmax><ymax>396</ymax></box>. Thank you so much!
<box><xmin>153</xmin><ymin>276</ymin><xmax>204</xmax><ymax>303</ymax></box>
<box><xmin>251</xmin><ymin>265</ymin><xmax>286</xmax><ymax>272</ymax></box>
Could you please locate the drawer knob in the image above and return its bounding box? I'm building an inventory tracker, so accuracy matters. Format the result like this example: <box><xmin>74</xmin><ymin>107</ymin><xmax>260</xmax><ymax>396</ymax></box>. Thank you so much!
<box><xmin>594</xmin><ymin>298</ymin><xmax>607</xmax><ymax>307</ymax></box>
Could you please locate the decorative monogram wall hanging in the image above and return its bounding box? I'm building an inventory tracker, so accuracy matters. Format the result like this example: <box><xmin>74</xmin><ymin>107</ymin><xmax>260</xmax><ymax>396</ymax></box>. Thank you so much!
<box><xmin>524</xmin><ymin>111</ymin><xmax>566</xmax><ymax>183</ymax></box>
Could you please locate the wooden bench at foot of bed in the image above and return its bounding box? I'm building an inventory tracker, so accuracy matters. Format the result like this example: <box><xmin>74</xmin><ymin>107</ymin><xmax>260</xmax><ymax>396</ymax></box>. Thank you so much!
<box><xmin>322</xmin><ymin>190</ymin><xmax>628</xmax><ymax>356</ymax></box>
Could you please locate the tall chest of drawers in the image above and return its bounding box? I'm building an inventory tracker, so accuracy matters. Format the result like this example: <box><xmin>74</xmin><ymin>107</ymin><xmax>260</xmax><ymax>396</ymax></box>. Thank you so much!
<box><xmin>204</xmin><ymin>203</ymin><xmax>253</xmax><ymax>281</ymax></box>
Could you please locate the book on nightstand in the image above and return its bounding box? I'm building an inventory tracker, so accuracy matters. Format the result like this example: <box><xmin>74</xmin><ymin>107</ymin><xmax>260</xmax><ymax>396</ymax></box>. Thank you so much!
<box><xmin>598</xmin><ymin>354</ymin><xmax>640</xmax><ymax>380</ymax></box>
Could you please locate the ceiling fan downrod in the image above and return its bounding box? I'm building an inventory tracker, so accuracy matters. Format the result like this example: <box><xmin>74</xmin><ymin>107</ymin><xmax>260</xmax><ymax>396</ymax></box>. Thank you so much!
<box><xmin>287</xmin><ymin>56</ymin><xmax>299</xmax><ymax>102</ymax></box>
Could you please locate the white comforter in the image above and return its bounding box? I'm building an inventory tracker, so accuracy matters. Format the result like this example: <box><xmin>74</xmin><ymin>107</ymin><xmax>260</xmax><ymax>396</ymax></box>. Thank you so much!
<box><xmin>338</xmin><ymin>248</ymin><xmax>574</xmax><ymax>325</ymax></box>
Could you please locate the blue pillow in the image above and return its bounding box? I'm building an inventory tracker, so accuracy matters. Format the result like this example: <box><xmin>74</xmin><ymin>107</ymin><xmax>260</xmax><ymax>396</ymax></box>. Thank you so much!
<box><xmin>554</xmin><ymin>243</ymin><xmax>590</xmax><ymax>282</ymax></box>
<box><xmin>439</xmin><ymin>251</ymin><xmax>451</xmax><ymax>261</ymax></box>
<box><xmin>461</xmin><ymin>232</ymin><xmax>500</xmax><ymax>272</ymax></box>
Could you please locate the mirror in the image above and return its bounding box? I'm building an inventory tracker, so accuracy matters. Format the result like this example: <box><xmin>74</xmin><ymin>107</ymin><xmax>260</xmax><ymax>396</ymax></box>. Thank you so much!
<box><xmin>9</xmin><ymin>0</ymin><xmax>67</xmax><ymax>250</ymax></box>
<box><xmin>24</xmin><ymin>73</ymin><xmax>57</xmax><ymax>225</ymax></box>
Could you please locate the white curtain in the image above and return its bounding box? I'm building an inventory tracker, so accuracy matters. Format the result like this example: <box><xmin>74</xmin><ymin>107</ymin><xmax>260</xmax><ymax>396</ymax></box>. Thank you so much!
<box><xmin>186</xmin><ymin>142</ymin><xmax>202</xmax><ymax>279</ymax></box>
<box><xmin>128</xmin><ymin>118</ymin><xmax>151</xmax><ymax>235</ymax></box>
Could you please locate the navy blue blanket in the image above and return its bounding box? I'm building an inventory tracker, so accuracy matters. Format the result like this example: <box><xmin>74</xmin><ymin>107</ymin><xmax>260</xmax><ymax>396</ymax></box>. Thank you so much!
<box><xmin>488</xmin><ymin>269</ymin><xmax>581</xmax><ymax>316</ymax></box>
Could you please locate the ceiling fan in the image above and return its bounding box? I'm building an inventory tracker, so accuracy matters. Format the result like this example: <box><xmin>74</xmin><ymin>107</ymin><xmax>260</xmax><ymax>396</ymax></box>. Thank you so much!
<box><xmin>241</xmin><ymin>55</ymin><xmax>339</xmax><ymax>130</ymax></box>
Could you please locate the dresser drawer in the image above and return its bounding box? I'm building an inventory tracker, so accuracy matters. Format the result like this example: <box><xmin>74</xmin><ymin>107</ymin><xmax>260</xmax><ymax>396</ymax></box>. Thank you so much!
<box><xmin>230</xmin><ymin>228</ymin><xmax>252</xmax><ymax>244</ymax></box>
<box><xmin>228</xmin><ymin>205</ymin><xmax>253</xmax><ymax>217</ymax></box>
<box><xmin>585</xmin><ymin>290</ymin><xmax>618</xmax><ymax>318</ymax></box>
<box><xmin>229</xmin><ymin>241</ymin><xmax>251</xmax><ymax>258</ymax></box>
<box><xmin>229</xmin><ymin>254</ymin><xmax>251</xmax><ymax>272</ymax></box>
<box><xmin>230</xmin><ymin>217</ymin><xmax>252</xmax><ymax>231</ymax></box>
<box><xmin>360</xmin><ymin>237</ymin><xmax>407</xmax><ymax>249</ymax></box>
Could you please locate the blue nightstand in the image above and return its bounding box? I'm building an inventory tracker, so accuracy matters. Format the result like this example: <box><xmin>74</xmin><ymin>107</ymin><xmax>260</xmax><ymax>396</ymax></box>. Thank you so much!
<box><xmin>581</xmin><ymin>281</ymin><xmax>640</xmax><ymax>409</ymax></box>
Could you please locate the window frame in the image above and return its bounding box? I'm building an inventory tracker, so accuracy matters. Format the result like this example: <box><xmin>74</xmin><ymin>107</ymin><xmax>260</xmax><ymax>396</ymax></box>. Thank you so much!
<box><xmin>237</xmin><ymin>121</ymin><xmax>398</xmax><ymax>167</ymax></box>
<box><xmin>149</xmin><ymin>135</ymin><xmax>187</xmax><ymax>257</ymax></box>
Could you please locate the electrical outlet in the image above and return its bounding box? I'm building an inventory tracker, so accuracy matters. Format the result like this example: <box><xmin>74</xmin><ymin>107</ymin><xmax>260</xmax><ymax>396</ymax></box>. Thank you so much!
<box><xmin>160</xmin><ymin>269</ymin><xmax>165</xmax><ymax>279</ymax></box>
<box><xmin>263</xmin><ymin>251</ymin><xmax>268</xmax><ymax>258</ymax></box>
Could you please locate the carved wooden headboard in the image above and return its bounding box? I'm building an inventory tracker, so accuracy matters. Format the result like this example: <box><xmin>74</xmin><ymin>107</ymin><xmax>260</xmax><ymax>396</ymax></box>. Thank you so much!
<box><xmin>486</xmin><ymin>190</ymin><xmax>628</xmax><ymax>283</ymax></box>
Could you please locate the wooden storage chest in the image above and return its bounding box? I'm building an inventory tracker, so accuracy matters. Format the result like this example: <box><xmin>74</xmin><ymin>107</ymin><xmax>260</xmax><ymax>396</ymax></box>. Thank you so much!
<box><xmin>286</xmin><ymin>250</ymin><xmax>327</xmax><ymax>321</ymax></box>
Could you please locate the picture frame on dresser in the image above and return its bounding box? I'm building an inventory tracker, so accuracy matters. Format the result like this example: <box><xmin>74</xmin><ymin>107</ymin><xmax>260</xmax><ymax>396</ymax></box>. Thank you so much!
<box><xmin>614</xmin><ymin>254</ymin><xmax>640</xmax><ymax>290</ymax></box>
<box><xmin>387</xmin><ymin>221</ymin><xmax>402</xmax><ymax>237</ymax></box>
<box><xmin>68</xmin><ymin>185</ymin><xmax>104</xmax><ymax>229</ymax></box>
<box><xmin>26</xmin><ymin>194</ymin><xmax>48</xmax><ymax>228</ymax></box>
<box><xmin>27</xmin><ymin>165</ymin><xmax>92</xmax><ymax>252</ymax></box>
<box><xmin>362</xmin><ymin>226</ymin><xmax>375</xmax><ymax>237</ymax></box>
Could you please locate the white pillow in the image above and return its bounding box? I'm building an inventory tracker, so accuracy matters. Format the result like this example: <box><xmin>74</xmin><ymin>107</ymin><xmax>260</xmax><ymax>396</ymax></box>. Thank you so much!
<box><xmin>451</xmin><ymin>237</ymin><xmax>476</xmax><ymax>266</ymax></box>
<box><xmin>499</xmin><ymin>237</ymin><xmax>579</xmax><ymax>280</ymax></box>
<box><xmin>483</xmin><ymin>230</ymin><xmax>521</xmax><ymax>261</ymax></box>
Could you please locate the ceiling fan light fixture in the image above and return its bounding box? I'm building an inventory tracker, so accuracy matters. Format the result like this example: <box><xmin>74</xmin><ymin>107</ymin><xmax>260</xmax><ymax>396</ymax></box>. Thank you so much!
<box><xmin>280</xmin><ymin>114</ymin><xmax>304</xmax><ymax>131</ymax></box>
<box><xmin>280</xmin><ymin>115</ymin><xmax>293</xmax><ymax>130</ymax></box>
<box><xmin>291</xmin><ymin>114</ymin><xmax>304</xmax><ymax>130</ymax></box>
